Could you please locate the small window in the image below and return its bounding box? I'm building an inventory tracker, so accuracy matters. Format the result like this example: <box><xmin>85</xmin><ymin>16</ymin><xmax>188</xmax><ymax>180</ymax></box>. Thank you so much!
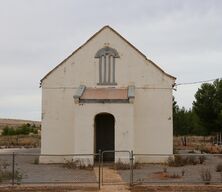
<box><xmin>95</xmin><ymin>47</ymin><xmax>119</xmax><ymax>85</ymax></box>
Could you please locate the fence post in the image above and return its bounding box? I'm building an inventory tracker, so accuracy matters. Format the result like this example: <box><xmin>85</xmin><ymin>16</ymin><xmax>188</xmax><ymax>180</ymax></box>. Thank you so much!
<box><xmin>98</xmin><ymin>150</ymin><xmax>101</xmax><ymax>190</ymax></box>
<box><xmin>101</xmin><ymin>151</ymin><xmax>104</xmax><ymax>185</ymax></box>
<box><xmin>12</xmin><ymin>152</ymin><xmax>15</xmax><ymax>186</ymax></box>
<box><xmin>130</xmin><ymin>150</ymin><xmax>134</xmax><ymax>186</ymax></box>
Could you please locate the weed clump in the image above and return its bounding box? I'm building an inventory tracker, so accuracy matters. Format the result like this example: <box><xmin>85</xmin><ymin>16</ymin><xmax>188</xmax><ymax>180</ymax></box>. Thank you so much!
<box><xmin>63</xmin><ymin>159</ymin><xmax>93</xmax><ymax>170</ymax></box>
<box><xmin>33</xmin><ymin>157</ymin><xmax>39</xmax><ymax>165</ymax></box>
<box><xmin>216</xmin><ymin>163</ymin><xmax>222</xmax><ymax>172</ymax></box>
<box><xmin>200</xmin><ymin>168</ymin><xmax>211</xmax><ymax>184</ymax></box>
<box><xmin>167</xmin><ymin>172</ymin><xmax>181</xmax><ymax>178</ymax></box>
<box><xmin>168</xmin><ymin>155</ymin><xmax>206</xmax><ymax>167</ymax></box>
<box><xmin>0</xmin><ymin>160</ymin><xmax>23</xmax><ymax>183</ymax></box>
<box><xmin>113</xmin><ymin>159</ymin><xmax>130</xmax><ymax>170</ymax></box>
<box><xmin>112</xmin><ymin>159</ymin><xmax>140</xmax><ymax>170</ymax></box>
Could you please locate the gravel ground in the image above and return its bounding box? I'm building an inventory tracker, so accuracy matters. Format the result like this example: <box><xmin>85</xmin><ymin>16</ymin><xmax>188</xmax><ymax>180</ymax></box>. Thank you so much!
<box><xmin>0</xmin><ymin>148</ymin><xmax>98</xmax><ymax>184</ymax></box>
<box><xmin>1</xmin><ymin>148</ymin><xmax>222</xmax><ymax>186</ymax></box>
<box><xmin>118</xmin><ymin>155</ymin><xmax>222</xmax><ymax>184</ymax></box>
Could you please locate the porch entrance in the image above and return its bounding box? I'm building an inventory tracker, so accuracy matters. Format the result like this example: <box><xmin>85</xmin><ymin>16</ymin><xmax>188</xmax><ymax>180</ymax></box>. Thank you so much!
<box><xmin>95</xmin><ymin>113</ymin><xmax>115</xmax><ymax>161</ymax></box>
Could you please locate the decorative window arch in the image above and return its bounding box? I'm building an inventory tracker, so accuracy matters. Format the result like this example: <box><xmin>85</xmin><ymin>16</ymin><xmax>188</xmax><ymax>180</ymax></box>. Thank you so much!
<box><xmin>95</xmin><ymin>47</ymin><xmax>120</xmax><ymax>85</ymax></box>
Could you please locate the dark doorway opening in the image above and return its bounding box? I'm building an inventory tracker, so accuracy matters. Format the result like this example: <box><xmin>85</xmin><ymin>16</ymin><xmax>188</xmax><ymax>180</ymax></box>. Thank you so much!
<box><xmin>95</xmin><ymin>113</ymin><xmax>115</xmax><ymax>162</ymax></box>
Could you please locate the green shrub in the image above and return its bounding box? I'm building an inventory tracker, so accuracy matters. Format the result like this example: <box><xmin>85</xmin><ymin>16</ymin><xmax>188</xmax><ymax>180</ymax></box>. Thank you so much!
<box><xmin>2</xmin><ymin>126</ymin><xmax>16</xmax><ymax>135</ymax></box>
<box><xmin>2</xmin><ymin>123</ymin><xmax>39</xmax><ymax>136</ymax></box>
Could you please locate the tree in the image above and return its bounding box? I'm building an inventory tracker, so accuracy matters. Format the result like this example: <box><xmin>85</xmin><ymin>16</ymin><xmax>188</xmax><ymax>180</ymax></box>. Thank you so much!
<box><xmin>193</xmin><ymin>79</ymin><xmax>222</xmax><ymax>134</ymax></box>
<box><xmin>173</xmin><ymin>97</ymin><xmax>194</xmax><ymax>135</ymax></box>
<box><xmin>173</xmin><ymin>97</ymin><xmax>205</xmax><ymax>136</ymax></box>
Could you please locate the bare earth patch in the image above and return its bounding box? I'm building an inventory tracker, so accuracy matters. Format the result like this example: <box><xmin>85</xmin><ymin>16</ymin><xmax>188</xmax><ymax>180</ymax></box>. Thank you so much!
<box><xmin>131</xmin><ymin>185</ymin><xmax>222</xmax><ymax>192</ymax></box>
<box><xmin>151</xmin><ymin>172</ymin><xmax>181</xmax><ymax>180</ymax></box>
<box><xmin>1</xmin><ymin>184</ymin><xmax>222</xmax><ymax>192</ymax></box>
<box><xmin>0</xmin><ymin>184</ymin><xmax>98</xmax><ymax>192</ymax></box>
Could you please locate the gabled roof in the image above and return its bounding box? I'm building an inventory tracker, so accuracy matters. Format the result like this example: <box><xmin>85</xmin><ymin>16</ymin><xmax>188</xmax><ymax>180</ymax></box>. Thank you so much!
<box><xmin>40</xmin><ymin>25</ymin><xmax>176</xmax><ymax>84</ymax></box>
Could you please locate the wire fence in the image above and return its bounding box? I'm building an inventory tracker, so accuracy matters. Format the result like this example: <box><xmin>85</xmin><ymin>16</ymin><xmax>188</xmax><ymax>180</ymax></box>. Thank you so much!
<box><xmin>1</xmin><ymin>151</ymin><xmax>222</xmax><ymax>188</ymax></box>
<box><xmin>132</xmin><ymin>153</ymin><xmax>222</xmax><ymax>185</ymax></box>
<box><xmin>0</xmin><ymin>152</ymin><xmax>101</xmax><ymax>188</ymax></box>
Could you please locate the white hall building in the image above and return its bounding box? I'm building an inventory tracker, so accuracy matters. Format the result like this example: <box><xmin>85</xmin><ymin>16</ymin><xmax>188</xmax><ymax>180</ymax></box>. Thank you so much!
<box><xmin>40</xmin><ymin>26</ymin><xmax>176</xmax><ymax>164</ymax></box>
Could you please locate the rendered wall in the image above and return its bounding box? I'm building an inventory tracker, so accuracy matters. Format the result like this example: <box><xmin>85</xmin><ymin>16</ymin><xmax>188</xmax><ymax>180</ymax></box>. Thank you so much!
<box><xmin>40</xmin><ymin>26</ymin><xmax>175</xmax><ymax>164</ymax></box>
<box><xmin>73</xmin><ymin>104</ymin><xmax>134</xmax><ymax>164</ymax></box>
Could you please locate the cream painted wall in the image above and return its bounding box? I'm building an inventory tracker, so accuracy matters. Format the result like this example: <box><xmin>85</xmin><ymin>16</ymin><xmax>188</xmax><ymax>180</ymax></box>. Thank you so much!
<box><xmin>41</xmin><ymin>27</ymin><xmax>173</xmax><ymax>89</ymax></box>
<box><xmin>73</xmin><ymin>104</ymin><xmax>134</xmax><ymax>163</ymax></box>
<box><xmin>40</xmin><ymin>26</ymin><xmax>175</xmax><ymax>164</ymax></box>
<box><xmin>41</xmin><ymin>88</ymin><xmax>75</xmax><ymax>154</ymax></box>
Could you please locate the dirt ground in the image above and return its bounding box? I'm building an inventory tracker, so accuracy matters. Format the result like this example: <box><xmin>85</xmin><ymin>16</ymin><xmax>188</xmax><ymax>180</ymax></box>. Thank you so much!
<box><xmin>2</xmin><ymin>184</ymin><xmax>222</xmax><ymax>192</ymax></box>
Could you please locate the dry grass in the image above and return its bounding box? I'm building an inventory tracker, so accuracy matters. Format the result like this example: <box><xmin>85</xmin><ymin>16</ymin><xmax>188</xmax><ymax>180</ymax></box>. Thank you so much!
<box><xmin>173</xmin><ymin>136</ymin><xmax>222</xmax><ymax>155</ymax></box>
<box><xmin>0</xmin><ymin>135</ymin><xmax>40</xmax><ymax>148</ymax></box>
<box><xmin>174</xmin><ymin>136</ymin><xmax>213</xmax><ymax>150</ymax></box>
<box><xmin>200</xmin><ymin>168</ymin><xmax>212</xmax><ymax>184</ymax></box>
<box><xmin>63</xmin><ymin>159</ymin><xmax>94</xmax><ymax>170</ymax></box>
<box><xmin>199</xmin><ymin>145</ymin><xmax>222</xmax><ymax>154</ymax></box>
<box><xmin>216</xmin><ymin>163</ymin><xmax>222</xmax><ymax>172</ymax></box>
<box><xmin>167</xmin><ymin>155</ymin><xmax>206</xmax><ymax>167</ymax></box>
<box><xmin>111</xmin><ymin>160</ymin><xmax>140</xmax><ymax>170</ymax></box>
<box><xmin>0</xmin><ymin>119</ymin><xmax>40</xmax><ymax>129</ymax></box>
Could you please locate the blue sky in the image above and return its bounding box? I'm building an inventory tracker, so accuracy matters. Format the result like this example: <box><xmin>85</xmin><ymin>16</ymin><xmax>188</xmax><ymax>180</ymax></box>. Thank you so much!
<box><xmin>0</xmin><ymin>0</ymin><xmax>222</xmax><ymax>120</ymax></box>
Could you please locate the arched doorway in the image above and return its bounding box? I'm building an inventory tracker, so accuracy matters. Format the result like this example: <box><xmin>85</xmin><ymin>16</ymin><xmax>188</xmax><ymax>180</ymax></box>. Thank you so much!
<box><xmin>95</xmin><ymin>113</ymin><xmax>115</xmax><ymax>161</ymax></box>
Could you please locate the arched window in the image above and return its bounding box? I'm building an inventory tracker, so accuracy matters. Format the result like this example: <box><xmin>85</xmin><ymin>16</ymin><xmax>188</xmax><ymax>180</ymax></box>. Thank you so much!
<box><xmin>95</xmin><ymin>47</ymin><xmax>119</xmax><ymax>85</ymax></box>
